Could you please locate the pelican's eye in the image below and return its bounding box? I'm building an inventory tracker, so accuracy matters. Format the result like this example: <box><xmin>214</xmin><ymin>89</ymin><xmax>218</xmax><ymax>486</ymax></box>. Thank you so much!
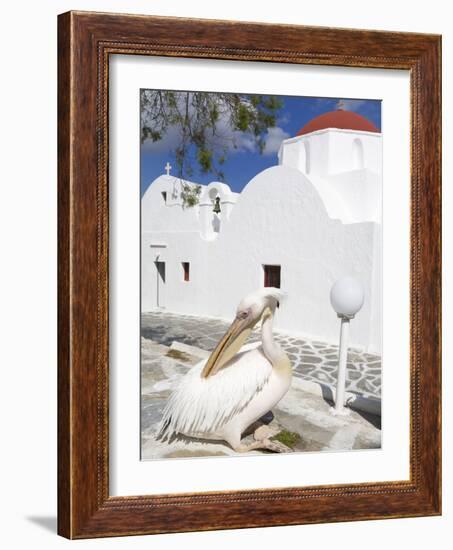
<box><xmin>237</xmin><ymin>309</ymin><xmax>249</xmax><ymax>320</ymax></box>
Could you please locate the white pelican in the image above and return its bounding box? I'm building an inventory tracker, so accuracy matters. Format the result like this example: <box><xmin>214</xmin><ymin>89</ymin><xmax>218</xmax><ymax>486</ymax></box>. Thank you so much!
<box><xmin>157</xmin><ymin>288</ymin><xmax>293</xmax><ymax>452</ymax></box>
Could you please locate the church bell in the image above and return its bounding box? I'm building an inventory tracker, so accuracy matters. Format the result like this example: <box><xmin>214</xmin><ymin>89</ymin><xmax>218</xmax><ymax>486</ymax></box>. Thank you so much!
<box><xmin>213</xmin><ymin>196</ymin><xmax>221</xmax><ymax>214</ymax></box>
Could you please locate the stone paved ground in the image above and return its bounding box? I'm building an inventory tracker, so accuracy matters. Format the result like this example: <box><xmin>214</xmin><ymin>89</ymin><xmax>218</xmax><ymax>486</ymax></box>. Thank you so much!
<box><xmin>141</xmin><ymin>337</ymin><xmax>381</xmax><ymax>460</ymax></box>
<box><xmin>142</xmin><ymin>310</ymin><xmax>382</xmax><ymax>399</ymax></box>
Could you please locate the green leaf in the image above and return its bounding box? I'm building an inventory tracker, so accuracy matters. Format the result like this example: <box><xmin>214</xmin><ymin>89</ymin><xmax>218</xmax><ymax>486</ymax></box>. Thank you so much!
<box><xmin>140</xmin><ymin>90</ymin><xmax>284</xmax><ymax>180</ymax></box>
<box><xmin>197</xmin><ymin>148</ymin><xmax>213</xmax><ymax>173</ymax></box>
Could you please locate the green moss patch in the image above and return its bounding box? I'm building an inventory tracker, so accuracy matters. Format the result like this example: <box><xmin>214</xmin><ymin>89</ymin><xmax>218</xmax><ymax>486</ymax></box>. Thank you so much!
<box><xmin>270</xmin><ymin>430</ymin><xmax>301</xmax><ymax>449</ymax></box>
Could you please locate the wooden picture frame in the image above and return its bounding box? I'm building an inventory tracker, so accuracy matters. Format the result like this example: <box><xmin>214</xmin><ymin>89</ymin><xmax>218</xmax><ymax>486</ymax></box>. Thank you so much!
<box><xmin>58</xmin><ymin>10</ymin><xmax>441</xmax><ymax>539</ymax></box>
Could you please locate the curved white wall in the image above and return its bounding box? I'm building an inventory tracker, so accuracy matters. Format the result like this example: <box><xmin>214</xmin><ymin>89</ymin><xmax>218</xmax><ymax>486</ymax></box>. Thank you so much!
<box><xmin>142</xmin><ymin>164</ymin><xmax>382</xmax><ymax>352</ymax></box>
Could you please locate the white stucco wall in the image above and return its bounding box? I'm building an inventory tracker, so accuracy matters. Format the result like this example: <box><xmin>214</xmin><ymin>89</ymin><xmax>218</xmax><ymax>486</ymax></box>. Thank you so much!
<box><xmin>141</xmin><ymin>175</ymin><xmax>201</xmax><ymax>233</ymax></box>
<box><xmin>278</xmin><ymin>128</ymin><xmax>382</xmax><ymax>177</ymax></box>
<box><xmin>278</xmin><ymin>128</ymin><xmax>382</xmax><ymax>225</ymax></box>
<box><xmin>326</xmin><ymin>130</ymin><xmax>382</xmax><ymax>175</ymax></box>
<box><xmin>141</xmin><ymin>175</ymin><xmax>238</xmax><ymax>315</ymax></box>
<box><xmin>310</xmin><ymin>170</ymin><xmax>382</xmax><ymax>224</ymax></box>
<box><xmin>142</xmin><ymin>162</ymin><xmax>382</xmax><ymax>353</ymax></box>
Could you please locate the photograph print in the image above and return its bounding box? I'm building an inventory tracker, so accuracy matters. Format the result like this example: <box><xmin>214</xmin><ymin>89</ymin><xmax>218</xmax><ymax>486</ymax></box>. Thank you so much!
<box><xmin>140</xmin><ymin>89</ymin><xmax>382</xmax><ymax>460</ymax></box>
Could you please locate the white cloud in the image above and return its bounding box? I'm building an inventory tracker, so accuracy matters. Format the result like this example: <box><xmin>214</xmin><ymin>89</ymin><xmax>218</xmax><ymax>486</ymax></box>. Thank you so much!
<box><xmin>337</xmin><ymin>99</ymin><xmax>366</xmax><ymax>111</ymax></box>
<box><xmin>263</xmin><ymin>127</ymin><xmax>290</xmax><ymax>155</ymax></box>
<box><xmin>143</xmin><ymin>122</ymin><xmax>289</xmax><ymax>157</ymax></box>
<box><xmin>207</xmin><ymin>105</ymin><xmax>265</xmax><ymax>155</ymax></box>
<box><xmin>141</xmin><ymin>91</ymin><xmax>288</xmax><ymax>157</ymax></box>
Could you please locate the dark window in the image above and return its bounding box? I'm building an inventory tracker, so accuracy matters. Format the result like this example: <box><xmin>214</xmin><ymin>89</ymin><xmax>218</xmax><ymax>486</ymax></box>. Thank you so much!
<box><xmin>182</xmin><ymin>262</ymin><xmax>190</xmax><ymax>282</ymax></box>
<box><xmin>161</xmin><ymin>191</ymin><xmax>167</xmax><ymax>203</ymax></box>
<box><xmin>263</xmin><ymin>265</ymin><xmax>281</xmax><ymax>288</ymax></box>
<box><xmin>155</xmin><ymin>261</ymin><xmax>166</xmax><ymax>283</ymax></box>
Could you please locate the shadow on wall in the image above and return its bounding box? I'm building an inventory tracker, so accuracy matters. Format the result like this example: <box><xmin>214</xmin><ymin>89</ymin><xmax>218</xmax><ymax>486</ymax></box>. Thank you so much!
<box><xmin>212</xmin><ymin>214</ymin><xmax>220</xmax><ymax>233</ymax></box>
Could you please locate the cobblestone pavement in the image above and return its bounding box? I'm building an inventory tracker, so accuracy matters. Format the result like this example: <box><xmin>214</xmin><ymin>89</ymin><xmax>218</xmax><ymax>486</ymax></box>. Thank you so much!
<box><xmin>141</xmin><ymin>337</ymin><xmax>381</xmax><ymax>459</ymax></box>
<box><xmin>141</xmin><ymin>310</ymin><xmax>382</xmax><ymax>400</ymax></box>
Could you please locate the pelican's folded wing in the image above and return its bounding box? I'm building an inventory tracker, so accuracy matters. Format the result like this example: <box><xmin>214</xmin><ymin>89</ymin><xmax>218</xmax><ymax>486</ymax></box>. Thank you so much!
<box><xmin>157</xmin><ymin>344</ymin><xmax>272</xmax><ymax>440</ymax></box>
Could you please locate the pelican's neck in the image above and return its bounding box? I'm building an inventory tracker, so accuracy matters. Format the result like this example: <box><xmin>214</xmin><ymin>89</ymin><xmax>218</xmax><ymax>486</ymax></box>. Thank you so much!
<box><xmin>261</xmin><ymin>307</ymin><xmax>283</xmax><ymax>366</ymax></box>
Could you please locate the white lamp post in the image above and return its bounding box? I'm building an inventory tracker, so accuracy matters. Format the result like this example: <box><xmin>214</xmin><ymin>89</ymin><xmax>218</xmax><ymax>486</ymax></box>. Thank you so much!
<box><xmin>330</xmin><ymin>277</ymin><xmax>364</xmax><ymax>415</ymax></box>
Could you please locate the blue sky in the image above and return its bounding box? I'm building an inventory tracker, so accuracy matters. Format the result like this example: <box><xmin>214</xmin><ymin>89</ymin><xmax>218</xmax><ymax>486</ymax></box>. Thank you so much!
<box><xmin>140</xmin><ymin>93</ymin><xmax>381</xmax><ymax>196</ymax></box>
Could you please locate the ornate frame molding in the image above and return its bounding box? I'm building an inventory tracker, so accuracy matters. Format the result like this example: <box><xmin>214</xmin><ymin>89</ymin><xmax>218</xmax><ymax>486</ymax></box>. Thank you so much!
<box><xmin>58</xmin><ymin>11</ymin><xmax>441</xmax><ymax>538</ymax></box>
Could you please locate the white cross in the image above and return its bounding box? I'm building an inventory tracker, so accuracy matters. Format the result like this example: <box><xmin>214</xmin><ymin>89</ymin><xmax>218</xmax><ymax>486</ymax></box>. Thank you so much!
<box><xmin>165</xmin><ymin>161</ymin><xmax>172</xmax><ymax>176</ymax></box>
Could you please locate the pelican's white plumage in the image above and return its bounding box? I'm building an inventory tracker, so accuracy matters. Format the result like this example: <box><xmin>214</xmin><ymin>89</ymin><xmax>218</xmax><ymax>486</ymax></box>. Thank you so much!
<box><xmin>158</xmin><ymin>342</ymin><xmax>271</xmax><ymax>440</ymax></box>
<box><xmin>156</xmin><ymin>288</ymin><xmax>293</xmax><ymax>452</ymax></box>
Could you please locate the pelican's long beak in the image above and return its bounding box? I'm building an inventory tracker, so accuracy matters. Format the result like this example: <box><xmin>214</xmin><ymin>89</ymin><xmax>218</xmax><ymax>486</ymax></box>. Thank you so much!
<box><xmin>201</xmin><ymin>315</ymin><xmax>252</xmax><ymax>378</ymax></box>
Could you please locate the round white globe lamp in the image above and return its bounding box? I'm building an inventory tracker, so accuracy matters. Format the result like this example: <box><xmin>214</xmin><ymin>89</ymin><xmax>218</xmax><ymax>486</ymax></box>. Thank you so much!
<box><xmin>330</xmin><ymin>276</ymin><xmax>365</xmax><ymax>319</ymax></box>
<box><xmin>330</xmin><ymin>277</ymin><xmax>364</xmax><ymax>414</ymax></box>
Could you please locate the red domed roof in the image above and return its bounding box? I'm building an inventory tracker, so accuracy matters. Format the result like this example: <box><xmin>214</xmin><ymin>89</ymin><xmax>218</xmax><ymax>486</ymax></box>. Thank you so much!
<box><xmin>296</xmin><ymin>110</ymin><xmax>379</xmax><ymax>136</ymax></box>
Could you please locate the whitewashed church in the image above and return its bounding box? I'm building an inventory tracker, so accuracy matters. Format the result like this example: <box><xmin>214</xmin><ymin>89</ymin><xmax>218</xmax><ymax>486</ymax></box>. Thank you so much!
<box><xmin>141</xmin><ymin>109</ymin><xmax>382</xmax><ymax>353</ymax></box>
